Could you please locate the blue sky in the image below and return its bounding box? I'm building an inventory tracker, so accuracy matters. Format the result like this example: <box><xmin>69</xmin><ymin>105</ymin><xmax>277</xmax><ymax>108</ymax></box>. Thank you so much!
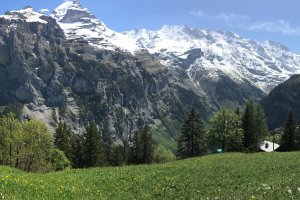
<box><xmin>1</xmin><ymin>0</ymin><xmax>300</xmax><ymax>52</ymax></box>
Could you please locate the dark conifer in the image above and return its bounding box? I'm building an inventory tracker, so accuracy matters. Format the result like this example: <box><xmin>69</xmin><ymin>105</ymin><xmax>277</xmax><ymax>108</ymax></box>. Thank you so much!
<box><xmin>84</xmin><ymin>121</ymin><xmax>105</xmax><ymax>167</ymax></box>
<box><xmin>141</xmin><ymin>126</ymin><xmax>154</xmax><ymax>164</ymax></box>
<box><xmin>130</xmin><ymin>126</ymin><xmax>154</xmax><ymax>164</ymax></box>
<box><xmin>122</xmin><ymin>139</ymin><xmax>130</xmax><ymax>164</ymax></box>
<box><xmin>71</xmin><ymin>134</ymin><xmax>85</xmax><ymax>168</ymax></box>
<box><xmin>254</xmin><ymin>105</ymin><xmax>268</xmax><ymax>142</ymax></box>
<box><xmin>281</xmin><ymin>111</ymin><xmax>296</xmax><ymax>151</ymax></box>
<box><xmin>242</xmin><ymin>99</ymin><xmax>256</xmax><ymax>150</ymax></box>
<box><xmin>242</xmin><ymin>100</ymin><xmax>268</xmax><ymax>151</ymax></box>
<box><xmin>102</xmin><ymin>118</ymin><xmax>113</xmax><ymax>164</ymax></box>
<box><xmin>130</xmin><ymin>129</ymin><xmax>143</xmax><ymax>164</ymax></box>
<box><xmin>177</xmin><ymin>108</ymin><xmax>206</xmax><ymax>159</ymax></box>
<box><xmin>54</xmin><ymin>122</ymin><xmax>72</xmax><ymax>160</ymax></box>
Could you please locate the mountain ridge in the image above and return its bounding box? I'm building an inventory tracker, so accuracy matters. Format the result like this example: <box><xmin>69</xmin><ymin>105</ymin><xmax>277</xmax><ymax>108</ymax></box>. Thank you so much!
<box><xmin>125</xmin><ymin>25</ymin><xmax>300</xmax><ymax>95</ymax></box>
<box><xmin>0</xmin><ymin>1</ymin><xmax>299</xmax><ymax>146</ymax></box>
<box><xmin>261</xmin><ymin>74</ymin><xmax>300</xmax><ymax>129</ymax></box>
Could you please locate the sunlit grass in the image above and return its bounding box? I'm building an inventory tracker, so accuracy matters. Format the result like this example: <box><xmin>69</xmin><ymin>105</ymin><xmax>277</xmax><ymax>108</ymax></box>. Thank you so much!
<box><xmin>0</xmin><ymin>152</ymin><xmax>300</xmax><ymax>199</ymax></box>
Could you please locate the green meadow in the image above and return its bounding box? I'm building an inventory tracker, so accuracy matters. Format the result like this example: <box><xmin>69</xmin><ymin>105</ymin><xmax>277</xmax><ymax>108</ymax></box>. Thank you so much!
<box><xmin>0</xmin><ymin>152</ymin><xmax>300</xmax><ymax>199</ymax></box>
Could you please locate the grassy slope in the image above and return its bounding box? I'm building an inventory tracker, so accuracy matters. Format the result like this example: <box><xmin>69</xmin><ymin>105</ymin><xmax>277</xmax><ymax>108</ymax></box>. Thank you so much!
<box><xmin>0</xmin><ymin>153</ymin><xmax>300</xmax><ymax>199</ymax></box>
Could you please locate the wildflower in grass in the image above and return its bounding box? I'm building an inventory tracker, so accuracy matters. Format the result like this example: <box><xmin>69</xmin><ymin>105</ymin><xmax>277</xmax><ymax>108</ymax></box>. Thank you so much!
<box><xmin>0</xmin><ymin>192</ymin><xmax>4</xmax><ymax>199</ymax></box>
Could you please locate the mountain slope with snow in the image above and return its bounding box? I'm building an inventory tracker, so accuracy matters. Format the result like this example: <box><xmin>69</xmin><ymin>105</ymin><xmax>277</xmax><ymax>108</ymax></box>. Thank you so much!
<box><xmin>125</xmin><ymin>26</ymin><xmax>300</xmax><ymax>94</ymax></box>
<box><xmin>51</xmin><ymin>1</ymin><xmax>142</xmax><ymax>54</ymax></box>
<box><xmin>0</xmin><ymin>6</ymin><xmax>48</xmax><ymax>24</ymax></box>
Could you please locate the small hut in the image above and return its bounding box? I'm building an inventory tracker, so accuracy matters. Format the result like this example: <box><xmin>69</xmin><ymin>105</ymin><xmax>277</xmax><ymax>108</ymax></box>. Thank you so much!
<box><xmin>259</xmin><ymin>140</ymin><xmax>280</xmax><ymax>152</ymax></box>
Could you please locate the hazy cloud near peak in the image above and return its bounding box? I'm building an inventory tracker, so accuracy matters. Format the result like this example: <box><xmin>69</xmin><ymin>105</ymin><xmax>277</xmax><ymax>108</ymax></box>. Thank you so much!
<box><xmin>247</xmin><ymin>20</ymin><xmax>300</xmax><ymax>36</ymax></box>
<box><xmin>191</xmin><ymin>10</ymin><xmax>300</xmax><ymax>36</ymax></box>
<box><xmin>190</xmin><ymin>10</ymin><xmax>248</xmax><ymax>23</ymax></box>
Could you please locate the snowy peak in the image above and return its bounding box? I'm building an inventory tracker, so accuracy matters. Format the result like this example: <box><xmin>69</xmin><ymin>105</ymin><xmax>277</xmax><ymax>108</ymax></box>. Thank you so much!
<box><xmin>125</xmin><ymin>25</ymin><xmax>300</xmax><ymax>93</ymax></box>
<box><xmin>52</xmin><ymin>1</ymin><xmax>96</xmax><ymax>23</ymax></box>
<box><xmin>51</xmin><ymin>1</ymin><xmax>142</xmax><ymax>54</ymax></box>
<box><xmin>0</xmin><ymin>6</ymin><xmax>48</xmax><ymax>24</ymax></box>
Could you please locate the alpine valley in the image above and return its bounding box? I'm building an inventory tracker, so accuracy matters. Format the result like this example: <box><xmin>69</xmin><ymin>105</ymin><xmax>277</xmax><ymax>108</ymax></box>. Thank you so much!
<box><xmin>0</xmin><ymin>1</ymin><xmax>299</xmax><ymax>148</ymax></box>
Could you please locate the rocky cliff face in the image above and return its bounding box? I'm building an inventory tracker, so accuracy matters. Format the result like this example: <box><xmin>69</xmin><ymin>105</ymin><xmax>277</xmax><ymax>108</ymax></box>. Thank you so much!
<box><xmin>261</xmin><ymin>74</ymin><xmax>300</xmax><ymax>130</ymax></box>
<box><xmin>0</xmin><ymin>6</ymin><xmax>216</xmax><ymax>148</ymax></box>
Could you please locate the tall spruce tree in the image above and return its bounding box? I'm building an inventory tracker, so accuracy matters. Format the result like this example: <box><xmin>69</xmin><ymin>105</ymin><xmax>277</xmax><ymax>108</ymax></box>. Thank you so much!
<box><xmin>84</xmin><ymin>121</ymin><xmax>105</xmax><ymax>167</ymax></box>
<box><xmin>242</xmin><ymin>99</ymin><xmax>256</xmax><ymax>150</ymax></box>
<box><xmin>141</xmin><ymin>126</ymin><xmax>154</xmax><ymax>164</ymax></box>
<box><xmin>177</xmin><ymin>108</ymin><xmax>206</xmax><ymax>159</ymax></box>
<box><xmin>102</xmin><ymin>118</ymin><xmax>113</xmax><ymax>165</ymax></box>
<box><xmin>281</xmin><ymin>111</ymin><xmax>296</xmax><ymax>151</ymax></box>
<box><xmin>242</xmin><ymin>100</ymin><xmax>268</xmax><ymax>151</ymax></box>
<box><xmin>130</xmin><ymin>126</ymin><xmax>154</xmax><ymax>164</ymax></box>
<box><xmin>54</xmin><ymin>122</ymin><xmax>72</xmax><ymax>161</ymax></box>
<box><xmin>71</xmin><ymin>134</ymin><xmax>85</xmax><ymax>168</ymax></box>
<box><xmin>254</xmin><ymin>105</ymin><xmax>268</xmax><ymax>142</ymax></box>
<box><xmin>296</xmin><ymin>124</ymin><xmax>300</xmax><ymax>150</ymax></box>
<box><xmin>130</xmin><ymin>129</ymin><xmax>142</xmax><ymax>164</ymax></box>
<box><xmin>122</xmin><ymin>139</ymin><xmax>130</xmax><ymax>164</ymax></box>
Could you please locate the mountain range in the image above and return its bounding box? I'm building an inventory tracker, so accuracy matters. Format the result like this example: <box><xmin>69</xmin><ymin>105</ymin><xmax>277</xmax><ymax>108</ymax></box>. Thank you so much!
<box><xmin>0</xmin><ymin>0</ymin><xmax>299</xmax><ymax>146</ymax></box>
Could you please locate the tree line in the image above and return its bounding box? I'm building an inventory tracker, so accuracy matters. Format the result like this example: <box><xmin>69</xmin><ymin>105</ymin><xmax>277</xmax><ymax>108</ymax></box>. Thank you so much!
<box><xmin>0</xmin><ymin>113</ymin><xmax>176</xmax><ymax>172</ymax></box>
<box><xmin>0</xmin><ymin>98</ymin><xmax>298</xmax><ymax>172</ymax></box>
<box><xmin>177</xmin><ymin>99</ymin><xmax>300</xmax><ymax>159</ymax></box>
<box><xmin>55</xmin><ymin>121</ymin><xmax>160</xmax><ymax>169</ymax></box>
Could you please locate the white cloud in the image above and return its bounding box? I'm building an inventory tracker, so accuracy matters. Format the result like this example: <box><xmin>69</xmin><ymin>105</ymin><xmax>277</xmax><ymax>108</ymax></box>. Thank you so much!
<box><xmin>190</xmin><ymin>10</ymin><xmax>248</xmax><ymax>23</ymax></box>
<box><xmin>190</xmin><ymin>10</ymin><xmax>210</xmax><ymax>18</ymax></box>
<box><xmin>215</xmin><ymin>13</ymin><xmax>248</xmax><ymax>23</ymax></box>
<box><xmin>247</xmin><ymin>20</ymin><xmax>300</xmax><ymax>36</ymax></box>
<box><xmin>191</xmin><ymin>10</ymin><xmax>300</xmax><ymax>36</ymax></box>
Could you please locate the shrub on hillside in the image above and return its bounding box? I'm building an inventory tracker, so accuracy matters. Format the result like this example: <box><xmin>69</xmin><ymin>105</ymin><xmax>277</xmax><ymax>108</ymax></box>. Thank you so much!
<box><xmin>154</xmin><ymin>144</ymin><xmax>176</xmax><ymax>163</ymax></box>
<box><xmin>50</xmin><ymin>148</ymin><xmax>71</xmax><ymax>171</ymax></box>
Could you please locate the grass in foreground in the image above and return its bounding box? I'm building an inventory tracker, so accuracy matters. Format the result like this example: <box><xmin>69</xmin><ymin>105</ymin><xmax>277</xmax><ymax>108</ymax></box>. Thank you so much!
<box><xmin>0</xmin><ymin>152</ymin><xmax>300</xmax><ymax>199</ymax></box>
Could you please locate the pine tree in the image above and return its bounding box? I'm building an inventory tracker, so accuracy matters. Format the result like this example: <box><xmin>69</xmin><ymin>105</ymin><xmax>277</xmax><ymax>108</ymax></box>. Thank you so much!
<box><xmin>54</xmin><ymin>122</ymin><xmax>72</xmax><ymax>161</ymax></box>
<box><xmin>102</xmin><ymin>118</ymin><xmax>113</xmax><ymax>165</ymax></box>
<box><xmin>254</xmin><ymin>105</ymin><xmax>268</xmax><ymax>142</ymax></box>
<box><xmin>84</xmin><ymin>121</ymin><xmax>105</xmax><ymax>167</ymax></box>
<box><xmin>122</xmin><ymin>139</ymin><xmax>130</xmax><ymax>164</ymax></box>
<box><xmin>130</xmin><ymin>129</ymin><xmax>143</xmax><ymax>164</ymax></box>
<box><xmin>141</xmin><ymin>126</ymin><xmax>154</xmax><ymax>164</ymax></box>
<box><xmin>235</xmin><ymin>107</ymin><xmax>240</xmax><ymax>117</ymax></box>
<box><xmin>281</xmin><ymin>111</ymin><xmax>296</xmax><ymax>151</ymax></box>
<box><xmin>71</xmin><ymin>134</ymin><xmax>85</xmax><ymax>168</ymax></box>
<box><xmin>110</xmin><ymin>144</ymin><xmax>123</xmax><ymax>166</ymax></box>
<box><xmin>177</xmin><ymin>108</ymin><xmax>206</xmax><ymax>159</ymax></box>
<box><xmin>242</xmin><ymin>99</ymin><xmax>256</xmax><ymax>150</ymax></box>
<box><xmin>242</xmin><ymin>100</ymin><xmax>268</xmax><ymax>151</ymax></box>
<box><xmin>296</xmin><ymin>124</ymin><xmax>300</xmax><ymax>150</ymax></box>
<box><xmin>130</xmin><ymin>126</ymin><xmax>154</xmax><ymax>164</ymax></box>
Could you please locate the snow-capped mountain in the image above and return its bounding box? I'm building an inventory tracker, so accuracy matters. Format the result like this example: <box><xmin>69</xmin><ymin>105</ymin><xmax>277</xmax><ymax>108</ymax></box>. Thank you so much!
<box><xmin>0</xmin><ymin>6</ymin><xmax>48</xmax><ymax>24</ymax></box>
<box><xmin>125</xmin><ymin>25</ymin><xmax>300</xmax><ymax>94</ymax></box>
<box><xmin>0</xmin><ymin>3</ymin><xmax>216</xmax><ymax>143</ymax></box>
<box><xmin>51</xmin><ymin>1</ymin><xmax>142</xmax><ymax>54</ymax></box>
